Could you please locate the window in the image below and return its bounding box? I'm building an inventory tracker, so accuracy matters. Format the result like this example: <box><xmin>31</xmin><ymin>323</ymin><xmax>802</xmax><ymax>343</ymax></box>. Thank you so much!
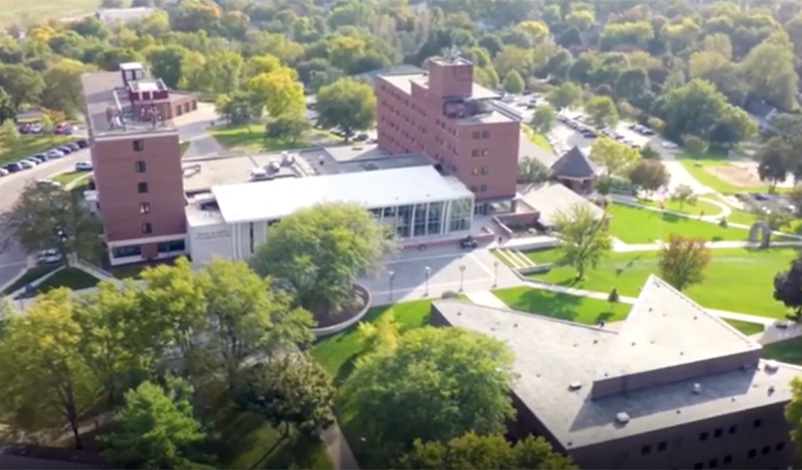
<box><xmin>141</xmin><ymin>222</ymin><xmax>152</xmax><ymax>234</ymax></box>
<box><xmin>723</xmin><ymin>455</ymin><xmax>732</xmax><ymax>465</ymax></box>
<box><xmin>761</xmin><ymin>446</ymin><xmax>770</xmax><ymax>455</ymax></box>
<box><xmin>479</xmin><ymin>184</ymin><xmax>487</xmax><ymax>192</ymax></box>
<box><xmin>157</xmin><ymin>240</ymin><xmax>185</xmax><ymax>254</ymax></box>
<box><xmin>133</xmin><ymin>139</ymin><xmax>144</xmax><ymax>151</ymax></box>
<box><xmin>482</xmin><ymin>130</ymin><xmax>490</xmax><ymax>138</ymax></box>
<box><xmin>137</xmin><ymin>182</ymin><xmax>148</xmax><ymax>193</ymax></box>
<box><xmin>729</xmin><ymin>425</ymin><xmax>738</xmax><ymax>434</ymax></box>
<box><xmin>709</xmin><ymin>459</ymin><xmax>718</xmax><ymax>468</ymax></box>
<box><xmin>693</xmin><ymin>463</ymin><xmax>703</xmax><ymax>470</ymax></box>
<box><xmin>472</xmin><ymin>149</ymin><xmax>480</xmax><ymax>157</ymax></box>
<box><xmin>472</xmin><ymin>167</ymin><xmax>487</xmax><ymax>176</ymax></box>
<box><xmin>135</xmin><ymin>161</ymin><xmax>146</xmax><ymax>172</ymax></box>
<box><xmin>641</xmin><ymin>444</ymin><xmax>652</xmax><ymax>455</ymax></box>
<box><xmin>481</xmin><ymin>149</ymin><xmax>489</xmax><ymax>156</ymax></box>
<box><xmin>657</xmin><ymin>441</ymin><xmax>667</xmax><ymax>452</ymax></box>
<box><xmin>699</xmin><ymin>432</ymin><xmax>709</xmax><ymax>441</ymax></box>
<box><xmin>748</xmin><ymin>449</ymin><xmax>756</xmax><ymax>459</ymax></box>
<box><xmin>139</xmin><ymin>202</ymin><xmax>150</xmax><ymax>214</ymax></box>
<box><xmin>112</xmin><ymin>244</ymin><xmax>141</xmax><ymax>258</ymax></box>
<box><xmin>754</xmin><ymin>419</ymin><xmax>762</xmax><ymax>428</ymax></box>
<box><xmin>714</xmin><ymin>428</ymin><xmax>723</xmax><ymax>438</ymax></box>
<box><xmin>776</xmin><ymin>442</ymin><xmax>786</xmax><ymax>451</ymax></box>
<box><xmin>472</xmin><ymin>131</ymin><xmax>480</xmax><ymax>139</ymax></box>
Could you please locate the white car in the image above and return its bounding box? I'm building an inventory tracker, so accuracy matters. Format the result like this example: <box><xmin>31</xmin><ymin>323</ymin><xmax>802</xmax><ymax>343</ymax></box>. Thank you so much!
<box><xmin>0</xmin><ymin>168</ymin><xmax>8</xmax><ymax>177</ymax></box>
<box><xmin>17</xmin><ymin>160</ymin><xmax>34</xmax><ymax>169</ymax></box>
<box><xmin>75</xmin><ymin>161</ymin><xmax>93</xmax><ymax>171</ymax></box>
<box><xmin>46</xmin><ymin>149</ymin><xmax>65</xmax><ymax>159</ymax></box>
<box><xmin>37</xmin><ymin>249</ymin><xmax>63</xmax><ymax>265</ymax></box>
<box><xmin>662</xmin><ymin>141</ymin><xmax>679</xmax><ymax>149</ymax></box>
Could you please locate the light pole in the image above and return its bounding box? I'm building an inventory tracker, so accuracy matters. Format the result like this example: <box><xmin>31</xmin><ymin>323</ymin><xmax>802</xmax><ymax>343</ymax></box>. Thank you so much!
<box><xmin>459</xmin><ymin>264</ymin><xmax>466</xmax><ymax>291</ymax></box>
<box><xmin>424</xmin><ymin>266</ymin><xmax>431</xmax><ymax>297</ymax></box>
<box><xmin>493</xmin><ymin>260</ymin><xmax>499</xmax><ymax>287</ymax></box>
<box><xmin>388</xmin><ymin>270</ymin><xmax>395</xmax><ymax>301</ymax></box>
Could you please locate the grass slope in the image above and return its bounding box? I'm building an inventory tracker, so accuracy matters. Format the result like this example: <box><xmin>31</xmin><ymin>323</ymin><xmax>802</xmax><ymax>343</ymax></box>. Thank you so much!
<box><xmin>492</xmin><ymin>286</ymin><xmax>630</xmax><ymax>324</ymax></box>
<box><xmin>608</xmin><ymin>204</ymin><xmax>750</xmax><ymax>244</ymax></box>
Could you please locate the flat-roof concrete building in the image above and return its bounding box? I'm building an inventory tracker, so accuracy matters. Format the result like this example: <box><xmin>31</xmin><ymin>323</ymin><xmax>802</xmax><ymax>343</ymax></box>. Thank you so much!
<box><xmin>431</xmin><ymin>276</ymin><xmax>801</xmax><ymax>470</ymax></box>
<box><xmin>186</xmin><ymin>165</ymin><xmax>475</xmax><ymax>265</ymax></box>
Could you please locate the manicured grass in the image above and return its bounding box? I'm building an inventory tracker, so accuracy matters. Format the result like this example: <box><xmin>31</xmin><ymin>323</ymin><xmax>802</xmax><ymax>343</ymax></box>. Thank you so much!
<box><xmin>0</xmin><ymin>134</ymin><xmax>70</xmax><ymax>164</ymax></box>
<box><xmin>723</xmin><ymin>319</ymin><xmax>764</xmax><ymax>336</ymax></box>
<box><xmin>312</xmin><ymin>300</ymin><xmax>432</xmax><ymax>382</ymax></box>
<box><xmin>522</xmin><ymin>124</ymin><xmax>554</xmax><ymax>152</ymax></box>
<box><xmin>209</xmin><ymin>124</ymin><xmax>339</xmax><ymax>152</ymax></box>
<box><xmin>637</xmin><ymin>198</ymin><xmax>724</xmax><ymax>217</ymax></box>
<box><xmin>492</xmin><ymin>286</ymin><xmax>631</xmax><ymax>324</ymax></box>
<box><xmin>0</xmin><ymin>0</ymin><xmax>99</xmax><ymax>26</ymax></box>
<box><xmin>35</xmin><ymin>267</ymin><xmax>100</xmax><ymax>293</ymax></box>
<box><xmin>526</xmin><ymin>246</ymin><xmax>798</xmax><ymax>319</ymax></box>
<box><xmin>763</xmin><ymin>337</ymin><xmax>802</xmax><ymax>365</ymax></box>
<box><xmin>524</xmin><ymin>247</ymin><xmax>563</xmax><ymax>264</ymax></box>
<box><xmin>677</xmin><ymin>149</ymin><xmax>788</xmax><ymax>194</ymax></box>
<box><xmin>608</xmin><ymin>204</ymin><xmax>750</xmax><ymax>244</ymax></box>
<box><xmin>213</xmin><ymin>406</ymin><xmax>332</xmax><ymax>470</ymax></box>
<box><xmin>2</xmin><ymin>264</ymin><xmax>60</xmax><ymax>294</ymax></box>
<box><xmin>53</xmin><ymin>171</ymin><xmax>91</xmax><ymax>186</ymax></box>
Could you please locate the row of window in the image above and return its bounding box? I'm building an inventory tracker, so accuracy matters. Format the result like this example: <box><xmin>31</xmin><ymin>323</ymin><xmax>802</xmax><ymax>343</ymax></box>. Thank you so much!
<box><xmin>471</xmin><ymin>130</ymin><xmax>491</xmax><ymax>139</ymax></box>
<box><xmin>111</xmin><ymin>239</ymin><xmax>186</xmax><ymax>259</ymax></box>
<box><xmin>691</xmin><ymin>441</ymin><xmax>786</xmax><ymax>469</ymax></box>
<box><xmin>642</xmin><ymin>420</ymin><xmax>763</xmax><ymax>457</ymax></box>
<box><xmin>471</xmin><ymin>167</ymin><xmax>488</xmax><ymax>176</ymax></box>
<box><xmin>471</xmin><ymin>148</ymin><xmax>490</xmax><ymax>157</ymax></box>
<box><xmin>469</xmin><ymin>184</ymin><xmax>488</xmax><ymax>193</ymax></box>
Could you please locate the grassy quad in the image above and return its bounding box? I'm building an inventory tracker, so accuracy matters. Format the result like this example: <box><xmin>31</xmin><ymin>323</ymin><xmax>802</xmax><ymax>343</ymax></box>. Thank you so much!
<box><xmin>524</xmin><ymin>246</ymin><xmax>797</xmax><ymax>319</ymax></box>
<box><xmin>208</xmin><ymin>124</ymin><xmax>341</xmax><ymax>152</ymax></box>
<box><xmin>607</xmin><ymin>204</ymin><xmax>750</xmax><ymax>244</ymax></box>
<box><xmin>636</xmin><ymin>198</ymin><xmax>724</xmax><ymax>217</ymax></box>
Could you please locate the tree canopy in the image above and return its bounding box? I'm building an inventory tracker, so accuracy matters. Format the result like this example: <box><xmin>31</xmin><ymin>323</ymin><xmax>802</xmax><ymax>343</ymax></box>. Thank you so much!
<box><xmin>316</xmin><ymin>77</ymin><xmax>376</xmax><ymax>141</ymax></box>
<box><xmin>552</xmin><ymin>204</ymin><xmax>612</xmax><ymax>280</ymax></box>
<box><xmin>658</xmin><ymin>235</ymin><xmax>711</xmax><ymax>292</ymax></box>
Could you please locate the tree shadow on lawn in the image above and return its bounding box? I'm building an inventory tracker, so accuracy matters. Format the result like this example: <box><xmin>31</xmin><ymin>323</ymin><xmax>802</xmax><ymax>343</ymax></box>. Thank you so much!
<box><xmin>658</xmin><ymin>211</ymin><xmax>728</xmax><ymax>241</ymax></box>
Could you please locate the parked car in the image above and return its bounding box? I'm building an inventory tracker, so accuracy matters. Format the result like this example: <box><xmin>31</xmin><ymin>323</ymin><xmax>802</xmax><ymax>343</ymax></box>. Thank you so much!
<box><xmin>75</xmin><ymin>138</ymin><xmax>89</xmax><ymax>148</ymax></box>
<box><xmin>54</xmin><ymin>122</ymin><xmax>74</xmax><ymax>135</ymax></box>
<box><xmin>75</xmin><ymin>161</ymin><xmax>93</xmax><ymax>172</ymax></box>
<box><xmin>28</xmin><ymin>123</ymin><xmax>43</xmax><ymax>134</ymax></box>
<box><xmin>37</xmin><ymin>249</ymin><xmax>63</xmax><ymax>265</ymax></box>
<box><xmin>17</xmin><ymin>160</ymin><xmax>34</xmax><ymax>169</ymax></box>
<box><xmin>3</xmin><ymin>162</ymin><xmax>22</xmax><ymax>173</ymax></box>
<box><xmin>354</xmin><ymin>133</ymin><xmax>369</xmax><ymax>141</ymax></box>
<box><xmin>21</xmin><ymin>158</ymin><xmax>39</xmax><ymax>166</ymax></box>
<box><xmin>460</xmin><ymin>235</ymin><xmax>479</xmax><ymax>250</ymax></box>
<box><xmin>46</xmin><ymin>149</ymin><xmax>65</xmax><ymax>159</ymax></box>
<box><xmin>65</xmin><ymin>142</ymin><xmax>80</xmax><ymax>152</ymax></box>
<box><xmin>0</xmin><ymin>168</ymin><xmax>8</xmax><ymax>177</ymax></box>
<box><xmin>58</xmin><ymin>145</ymin><xmax>74</xmax><ymax>154</ymax></box>
<box><xmin>662</xmin><ymin>141</ymin><xmax>679</xmax><ymax>149</ymax></box>
<box><xmin>29</xmin><ymin>154</ymin><xmax>47</xmax><ymax>163</ymax></box>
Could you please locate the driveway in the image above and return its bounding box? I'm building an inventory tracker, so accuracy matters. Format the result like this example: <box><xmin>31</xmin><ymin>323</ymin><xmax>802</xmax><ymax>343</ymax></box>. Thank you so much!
<box><xmin>175</xmin><ymin>103</ymin><xmax>223</xmax><ymax>159</ymax></box>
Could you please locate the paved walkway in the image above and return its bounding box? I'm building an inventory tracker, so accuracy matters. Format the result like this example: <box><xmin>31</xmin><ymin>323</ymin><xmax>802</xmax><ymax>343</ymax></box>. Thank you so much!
<box><xmin>321</xmin><ymin>418</ymin><xmax>359</xmax><ymax>470</ymax></box>
<box><xmin>465</xmin><ymin>290</ymin><xmax>507</xmax><ymax>308</ymax></box>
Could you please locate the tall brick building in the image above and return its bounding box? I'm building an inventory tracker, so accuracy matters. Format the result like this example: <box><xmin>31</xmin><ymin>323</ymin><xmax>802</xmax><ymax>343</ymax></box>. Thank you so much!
<box><xmin>81</xmin><ymin>63</ymin><xmax>197</xmax><ymax>266</ymax></box>
<box><xmin>374</xmin><ymin>56</ymin><xmax>521</xmax><ymax>214</ymax></box>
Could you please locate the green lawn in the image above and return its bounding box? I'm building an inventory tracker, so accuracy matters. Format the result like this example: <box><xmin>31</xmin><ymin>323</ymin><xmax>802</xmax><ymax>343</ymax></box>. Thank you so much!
<box><xmin>209</xmin><ymin>124</ymin><xmax>339</xmax><ymax>152</ymax></box>
<box><xmin>763</xmin><ymin>337</ymin><xmax>802</xmax><ymax>365</ymax></box>
<box><xmin>312</xmin><ymin>300</ymin><xmax>432</xmax><ymax>382</ymax></box>
<box><xmin>53</xmin><ymin>171</ymin><xmax>91</xmax><ymax>186</ymax></box>
<box><xmin>0</xmin><ymin>0</ymin><xmax>99</xmax><ymax>26</ymax></box>
<box><xmin>2</xmin><ymin>264</ymin><xmax>60</xmax><ymax>294</ymax></box>
<box><xmin>492</xmin><ymin>286</ymin><xmax>631</xmax><ymax>324</ymax></box>
<box><xmin>608</xmin><ymin>204</ymin><xmax>750</xmax><ymax>244</ymax></box>
<box><xmin>35</xmin><ymin>267</ymin><xmax>101</xmax><ymax>293</ymax></box>
<box><xmin>723</xmin><ymin>319</ymin><xmax>764</xmax><ymax>336</ymax></box>
<box><xmin>637</xmin><ymin>198</ymin><xmax>724</xmax><ymax>217</ymax></box>
<box><xmin>522</xmin><ymin>124</ymin><xmax>554</xmax><ymax>152</ymax></box>
<box><xmin>677</xmin><ymin>149</ymin><xmax>787</xmax><ymax>194</ymax></box>
<box><xmin>526</xmin><ymin>246</ymin><xmax>798</xmax><ymax>319</ymax></box>
<box><xmin>213</xmin><ymin>406</ymin><xmax>332</xmax><ymax>470</ymax></box>
<box><xmin>0</xmin><ymin>134</ymin><xmax>70</xmax><ymax>164</ymax></box>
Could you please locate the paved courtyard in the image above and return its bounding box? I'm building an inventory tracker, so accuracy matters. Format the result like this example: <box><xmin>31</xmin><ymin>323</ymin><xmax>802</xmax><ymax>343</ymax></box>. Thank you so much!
<box><xmin>360</xmin><ymin>245</ymin><xmax>520</xmax><ymax>305</ymax></box>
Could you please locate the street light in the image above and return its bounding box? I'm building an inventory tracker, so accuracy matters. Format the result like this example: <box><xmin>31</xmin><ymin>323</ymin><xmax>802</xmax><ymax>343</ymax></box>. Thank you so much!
<box><xmin>424</xmin><ymin>266</ymin><xmax>431</xmax><ymax>297</ymax></box>
<box><xmin>459</xmin><ymin>264</ymin><xmax>466</xmax><ymax>291</ymax></box>
<box><xmin>493</xmin><ymin>260</ymin><xmax>499</xmax><ymax>287</ymax></box>
<box><xmin>388</xmin><ymin>270</ymin><xmax>395</xmax><ymax>301</ymax></box>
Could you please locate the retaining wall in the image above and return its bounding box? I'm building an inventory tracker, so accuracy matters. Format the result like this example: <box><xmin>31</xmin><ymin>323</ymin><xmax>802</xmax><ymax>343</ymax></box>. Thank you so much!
<box><xmin>312</xmin><ymin>283</ymin><xmax>372</xmax><ymax>338</ymax></box>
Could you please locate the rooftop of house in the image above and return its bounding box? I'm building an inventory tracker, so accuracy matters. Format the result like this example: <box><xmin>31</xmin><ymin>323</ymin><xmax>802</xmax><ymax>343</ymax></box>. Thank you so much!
<box><xmin>431</xmin><ymin>275</ymin><xmax>801</xmax><ymax>450</ymax></box>
<box><xmin>81</xmin><ymin>72</ymin><xmax>176</xmax><ymax>138</ymax></box>
<box><xmin>519</xmin><ymin>183</ymin><xmax>605</xmax><ymax>226</ymax></box>
<box><xmin>550</xmin><ymin>146</ymin><xmax>596</xmax><ymax>179</ymax></box>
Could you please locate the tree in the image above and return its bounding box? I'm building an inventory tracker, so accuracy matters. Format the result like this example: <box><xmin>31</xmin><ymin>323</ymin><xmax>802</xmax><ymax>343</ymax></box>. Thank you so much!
<box><xmin>146</xmin><ymin>45</ymin><xmax>191</xmax><ymax>89</ymax></box>
<box><xmin>545</xmin><ymin>82</ymin><xmax>582</xmax><ymax>110</ymax></box>
<box><xmin>215</xmin><ymin>91</ymin><xmax>261</xmax><ymax>126</ymax></box>
<box><xmin>357</xmin><ymin>312</ymin><xmax>401</xmax><ymax>353</ymax></box>
<box><xmin>740</xmin><ymin>33</ymin><xmax>798</xmax><ymax>111</ymax></box>
<box><xmin>589</xmin><ymin>137</ymin><xmax>640</xmax><ymax>177</ymax></box>
<box><xmin>584</xmin><ymin>95</ymin><xmax>619</xmax><ymax>128</ymax></box>
<box><xmin>789</xmin><ymin>184</ymin><xmax>802</xmax><ymax>215</ymax></box>
<box><xmin>265</xmin><ymin>114</ymin><xmax>311</xmax><ymax>143</ymax></box>
<box><xmin>398</xmin><ymin>432</ymin><xmax>576</xmax><ymax>470</ymax></box>
<box><xmin>640</xmin><ymin>145</ymin><xmax>660</xmax><ymax>160</ymax></box>
<box><xmin>4</xmin><ymin>183</ymin><xmax>101</xmax><ymax>263</ymax></box>
<box><xmin>247</xmin><ymin>70</ymin><xmax>305</xmax><ymax>118</ymax></box>
<box><xmin>552</xmin><ymin>204</ymin><xmax>612</xmax><ymax>280</ymax></box>
<box><xmin>628</xmin><ymin>159</ymin><xmax>670</xmax><ymax>193</ymax></box>
<box><xmin>0</xmin><ymin>290</ymin><xmax>98</xmax><ymax>449</ymax></box>
<box><xmin>774</xmin><ymin>254</ymin><xmax>802</xmax><ymax>320</ymax></box>
<box><xmin>786</xmin><ymin>377</ymin><xmax>802</xmax><ymax>456</ymax></box>
<box><xmin>751</xmin><ymin>207</ymin><xmax>792</xmax><ymax>246</ymax></box>
<box><xmin>530</xmin><ymin>105</ymin><xmax>555</xmax><ymax>134</ymax></box>
<box><xmin>0</xmin><ymin>63</ymin><xmax>44</xmax><ymax>110</ymax></box>
<box><xmin>102</xmin><ymin>378</ymin><xmax>207</xmax><ymax>469</ymax></box>
<box><xmin>658</xmin><ymin>235</ymin><xmax>711</xmax><ymax>292</ymax></box>
<box><xmin>41</xmin><ymin>59</ymin><xmax>93</xmax><ymax>119</ymax></box>
<box><xmin>757</xmin><ymin>137</ymin><xmax>790</xmax><ymax>193</ymax></box>
<box><xmin>0</xmin><ymin>86</ymin><xmax>14</xmax><ymax>124</ymax></box>
<box><xmin>196</xmin><ymin>258</ymin><xmax>315</xmax><ymax>383</ymax></box>
<box><xmin>502</xmin><ymin>70</ymin><xmax>524</xmax><ymax>94</ymax></box>
<box><xmin>341</xmin><ymin>327</ymin><xmax>515</xmax><ymax>460</ymax></box>
<box><xmin>517</xmin><ymin>156</ymin><xmax>551</xmax><ymax>184</ymax></box>
<box><xmin>250</xmin><ymin>203</ymin><xmax>390</xmax><ymax>316</ymax></box>
<box><xmin>316</xmin><ymin>78</ymin><xmax>376</xmax><ymax>141</ymax></box>
<box><xmin>236</xmin><ymin>353</ymin><xmax>335</xmax><ymax>439</ymax></box>
<box><xmin>669</xmin><ymin>184</ymin><xmax>698</xmax><ymax>212</ymax></box>
<box><xmin>682</xmin><ymin>135</ymin><xmax>708</xmax><ymax>156</ymax></box>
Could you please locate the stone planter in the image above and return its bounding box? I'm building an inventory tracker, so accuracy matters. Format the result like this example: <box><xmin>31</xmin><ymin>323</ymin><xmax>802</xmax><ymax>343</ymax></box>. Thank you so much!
<box><xmin>312</xmin><ymin>283</ymin><xmax>372</xmax><ymax>338</ymax></box>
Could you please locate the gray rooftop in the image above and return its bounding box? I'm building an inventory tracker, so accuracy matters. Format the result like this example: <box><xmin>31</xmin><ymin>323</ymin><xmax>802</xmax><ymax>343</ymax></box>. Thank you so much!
<box><xmin>551</xmin><ymin>146</ymin><xmax>595</xmax><ymax>179</ymax></box>
<box><xmin>519</xmin><ymin>183</ymin><xmax>604</xmax><ymax>226</ymax></box>
<box><xmin>432</xmin><ymin>275</ymin><xmax>802</xmax><ymax>449</ymax></box>
<box><xmin>81</xmin><ymin>72</ymin><xmax>176</xmax><ymax>138</ymax></box>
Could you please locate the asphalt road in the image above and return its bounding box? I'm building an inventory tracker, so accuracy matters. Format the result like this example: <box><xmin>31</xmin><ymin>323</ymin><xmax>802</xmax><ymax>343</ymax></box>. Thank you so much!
<box><xmin>0</xmin><ymin>150</ymin><xmax>89</xmax><ymax>288</ymax></box>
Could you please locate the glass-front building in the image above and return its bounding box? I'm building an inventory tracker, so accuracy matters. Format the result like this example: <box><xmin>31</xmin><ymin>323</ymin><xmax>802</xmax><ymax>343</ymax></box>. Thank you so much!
<box><xmin>367</xmin><ymin>197</ymin><xmax>474</xmax><ymax>239</ymax></box>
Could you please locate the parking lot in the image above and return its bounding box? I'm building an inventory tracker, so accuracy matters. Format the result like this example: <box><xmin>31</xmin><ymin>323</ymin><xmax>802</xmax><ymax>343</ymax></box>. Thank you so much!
<box><xmin>359</xmin><ymin>245</ymin><xmax>519</xmax><ymax>305</ymax></box>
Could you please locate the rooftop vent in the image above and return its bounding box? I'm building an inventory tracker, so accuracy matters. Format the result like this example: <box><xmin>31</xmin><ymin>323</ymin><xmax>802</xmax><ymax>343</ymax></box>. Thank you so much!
<box><xmin>568</xmin><ymin>382</ymin><xmax>582</xmax><ymax>391</ymax></box>
<box><xmin>769</xmin><ymin>385</ymin><xmax>776</xmax><ymax>394</ymax></box>
<box><xmin>692</xmin><ymin>383</ymin><xmax>702</xmax><ymax>394</ymax></box>
<box><xmin>615</xmin><ymin>412</ymin><xmax>630</xmax><ymax>424</ymax></box>
<box><xmin>765</xmin><ymin>361</ymin><xmax>779</xmax><ymax>372</ymax></box>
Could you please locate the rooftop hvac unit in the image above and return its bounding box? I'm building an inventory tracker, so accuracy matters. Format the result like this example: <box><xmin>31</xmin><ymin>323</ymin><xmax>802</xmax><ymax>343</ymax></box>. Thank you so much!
<box><xmin>615</xmin><ymin>412</ymin><xmax>630</xmax><ymax>424</ymax></box>
<box><xmin>692</xmin><ymin>383</ymin><xmax>702</xmax><ymax>394</ymax></box>
<box><xmin>568</xmin><ymin>382</ymin><xmax>582</xmax><ymax>391</ymax></box>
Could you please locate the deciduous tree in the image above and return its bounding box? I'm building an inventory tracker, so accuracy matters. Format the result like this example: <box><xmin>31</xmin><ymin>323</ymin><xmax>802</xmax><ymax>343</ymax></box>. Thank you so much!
<box><xmin>357</xmin><ymin>312</ymin><xmax>401</xmax><ymax>353</ymax></box>
<box><xmin>584</xmin><ymin>95</ymin><xmax>619</xmax><ymax>128</ymax></box>
<box><xmin>517</xmin><ymin>156</ymin><xmax>551</xmax><ymax>184</ymax></box>
<box><xmin>531</xmin><ymin>105</ymin><xmax>555</xmax><ymax>134</ymax></box>
<box><xmin>146</xmin><ymin>45</ymin><xmax>191</xmax><ymax>89</ymax></box>
<box><xmin>658</xmin><ymin>235</ymin><xmax>711</xmax><ymax>292</ymax></box>
<box><xmin>775</xmin><ymin>253</ymin><xmax>802</xmax><ymax>320</ymax></box>
<box><xmin>552</xmin><ymin>204</ymin><xmax>612</xmax><ymax>280</ymax></box>
<box><xmin>247</xmin><ymin>70</ymin><xmax>305</xmax><ymax>118</ymax></box>
<box><xmin>0</xmin><ymin>63</ymin><xmax>44</xmax><ymax>110</ymax></box>
<box><xmin>215</xmin><ymin>91</ymin><xmax>262</xmax><ymax>126</ymax></box>
<box><xmin>250</xmin><ymin>203</ymin><xmax>390</xmax><ymax>316</ymax></box>
<box><xmin>316</xmin><ymin>78</ymin><xmax>376</xmax><ymax>141</ymax></box>
<box><xmin>589</xmin><ymin>137</ymin><xmax>640</xmax><ymax>177</ymax></box>
<box><xmin>41</xmin><ymin>59</ymin><xmax>94</xmax><ymax>119</ymax></box>
<box><xmin>502</xmin><ymin>70</ymin><xmax>524</xmax><ymax>94</ymax></box>
<box><xmin>757</xmin><ymin>137</ymin><xmax>790</xmax><ymax>193</ymax></box>
<box><xmin>628</xmin><ymin>159</ymin><xmax>670</xmax><ymax>193</ymax></box>
<box><xmin>342</xmin><ymin>327</ymin><xmax>515</xmax><ymax>461</ymax></box>
<box><xmin>669</xmin><ymin>184</ymin><xmax>698</xmax><ymax>212</ymax></box>
<box><xmin>546</xmin><ymin>82</ymin><xmax>582</xmax><ymax>110</ymax></box>
<box><xmin>265</xmin><ymin>114</ymin><xmax>311</xmax><ymax>143</ymax></box>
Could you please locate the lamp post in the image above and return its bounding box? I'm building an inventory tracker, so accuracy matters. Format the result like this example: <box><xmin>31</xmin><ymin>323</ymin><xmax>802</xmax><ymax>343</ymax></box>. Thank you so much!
<box><xmin>424</xmin><ymin>266</ymin><xmax>431</xmax><ymax>297</ymax></box>
<box><xmin>388</xmin><ymin>270</ymin><xmax>395</xmax><ymax>301</ymax></box>
<box><xmin>459</xmin><ymin>264</ymin><xmax>466</xmax><ymax>291</ymax></box>
<box><xmin>493</xmin><ymin>260</ymin><xmax>499</xmax><ymax>287</ymax></box>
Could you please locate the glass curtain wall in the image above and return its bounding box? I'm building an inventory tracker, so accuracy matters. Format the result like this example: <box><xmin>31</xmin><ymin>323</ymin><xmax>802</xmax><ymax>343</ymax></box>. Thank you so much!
<box><xmin>447</xmin><ymin>198</ymin><xmax>473</xmax><ymax>232</ymax></box>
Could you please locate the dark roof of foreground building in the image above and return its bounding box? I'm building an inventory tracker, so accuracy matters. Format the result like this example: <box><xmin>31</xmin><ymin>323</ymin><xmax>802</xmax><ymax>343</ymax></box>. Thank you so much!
<box><xmin>431</xmin><ymin>275</ymin><xmax>801</xmax><ymax>450</ymax></box>
<box><xmin>550</xmin><ymin>146</ymin><xmax>595</xmax><ymax>179</ymax></box>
